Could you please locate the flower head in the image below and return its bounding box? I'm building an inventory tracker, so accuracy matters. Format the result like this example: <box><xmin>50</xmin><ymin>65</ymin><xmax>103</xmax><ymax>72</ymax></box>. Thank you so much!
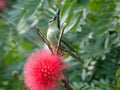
<box><xmin>0</xmin><ymin>0</ymin><xmax>7</xmax><ymax>10</ymax></box>
<box><xmin>24</xmin><ymin>49</ymin><xmax>68</xmax><ymax>90</ymax></box>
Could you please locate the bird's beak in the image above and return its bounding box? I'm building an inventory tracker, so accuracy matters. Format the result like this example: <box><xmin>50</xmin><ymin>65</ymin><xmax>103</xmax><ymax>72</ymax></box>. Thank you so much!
<box><xmin>55</xmin><ymin>9</ymin><xmax>60</xmax><ymax>29</ymax></box>
<box><xmin>53</xmin><ymin>9</ymin><xmax>60</xmax><ymax>21</ymax></box>
<box><xmin>56</xmin><ymin>9</ymin><xmax>60</xmax><ymax>23</ymax></box>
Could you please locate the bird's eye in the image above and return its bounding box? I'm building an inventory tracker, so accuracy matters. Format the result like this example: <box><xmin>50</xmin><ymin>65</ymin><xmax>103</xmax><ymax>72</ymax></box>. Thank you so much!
<box><xmin>49</xmin><ymin>19</ymin><xmax>53</xmax><ymax>23</ymax></box>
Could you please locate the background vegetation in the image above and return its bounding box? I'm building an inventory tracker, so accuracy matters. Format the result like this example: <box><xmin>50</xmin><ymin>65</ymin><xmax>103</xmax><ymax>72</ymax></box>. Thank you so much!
<box><xmin>0</xmin><ymin>0</ymin><xmax>120</xmax><ymax>90</ymax></box>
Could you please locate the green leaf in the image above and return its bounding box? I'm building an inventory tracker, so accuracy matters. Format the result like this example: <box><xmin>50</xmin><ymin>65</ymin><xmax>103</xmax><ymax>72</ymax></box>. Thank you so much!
<box><xmin>117</xmin><ymin>78</ymin><xmax>120</xmax><ymax>87</ymax></box>
<box><xmin>116</xmin><ymin>68</ymin><xmax>120</xmax><ymax>76</ymax></box>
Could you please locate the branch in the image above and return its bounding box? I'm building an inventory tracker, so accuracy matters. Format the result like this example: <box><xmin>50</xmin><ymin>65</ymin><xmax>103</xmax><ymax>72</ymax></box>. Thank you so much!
<box><xmin>36</xmin><ymin>27</ymin><xmax>53</xmax><ymax>53</ymax></box>
<box><xmin>62</xmin><ymin>80</ymin><xmax>73</xmax><ymax>90</ymax></box>
<box><xmin>56</xmin><ymin>23</ymin><xmax>66</xmax><ymax>53</ymax></box>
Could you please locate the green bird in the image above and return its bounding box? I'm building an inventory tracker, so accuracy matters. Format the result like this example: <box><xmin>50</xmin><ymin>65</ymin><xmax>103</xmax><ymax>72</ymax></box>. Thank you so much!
<box><xmin>47</xmin><ymin>9</ymin><xmax>84</xmax><ymax>64</ymax></box>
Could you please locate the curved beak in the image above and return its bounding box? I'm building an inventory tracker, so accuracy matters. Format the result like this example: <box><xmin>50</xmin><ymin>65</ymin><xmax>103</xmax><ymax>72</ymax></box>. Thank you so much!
<box><xmin>53</xmin><ymin>9</ymin><xmax>60</xmax><ymax>20</ymax></box>
<box><xmin>56</xmin><ymin>9</ymin><xmax>60</xmax><ymax>29</ymax></box>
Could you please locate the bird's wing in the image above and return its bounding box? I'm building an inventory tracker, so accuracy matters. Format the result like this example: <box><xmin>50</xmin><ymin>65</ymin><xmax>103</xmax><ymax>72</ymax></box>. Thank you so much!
<box><xmin>56</xmin><ymin>34</ymin><xmax>76</xmax><ymax>53</ymax></box>
<box><xmin>56</xmin><ymin>33</ymin><xmax>84</xmax><ymax>64</ymax></box>
<box><xmin>61</xmin><ymin>38</ymin><xmax>76</xmax><ymax>52</ymax></box>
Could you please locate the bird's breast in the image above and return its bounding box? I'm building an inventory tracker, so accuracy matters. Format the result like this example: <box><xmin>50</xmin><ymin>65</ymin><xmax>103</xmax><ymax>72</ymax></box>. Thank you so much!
<box><xmin>47</xmin><ymin>28</ymin><xmax>59</xmax><ymax>43</ymax></box>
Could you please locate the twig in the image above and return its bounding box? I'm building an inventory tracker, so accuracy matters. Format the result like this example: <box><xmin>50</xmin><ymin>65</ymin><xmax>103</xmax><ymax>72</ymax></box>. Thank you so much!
<box><xmin>36</xmin><ymin>27</ymin><xmax>53</xmax><ymax>53</ymax></box>
<box><xmin>56</xmin><ymin>26</ymin><xmax>65</xmax><ymax>53</ymax></box>
<box><xmin>62</xmin><ymin>80</ymin><xmax>73</xmax><ymax>90</ymax></box>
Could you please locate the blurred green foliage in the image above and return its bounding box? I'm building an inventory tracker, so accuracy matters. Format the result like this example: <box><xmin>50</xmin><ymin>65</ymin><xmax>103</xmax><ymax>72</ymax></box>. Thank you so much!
<box><xmin>0</xmin><ymin>0</ymin><xmax>120</xmax><ymax>90</ymax></box>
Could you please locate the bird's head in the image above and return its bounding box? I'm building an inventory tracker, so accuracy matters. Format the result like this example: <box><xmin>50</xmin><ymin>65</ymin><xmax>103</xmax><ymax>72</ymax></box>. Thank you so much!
<box><xmin>48</xmin><ymin>16</ymin><xmax>57</xmax><ymax>27</ymax></box>
<box><xmin>48</xmin><ymin>9</ymin><xmax>60</xmax><ymax>29</ymax></box>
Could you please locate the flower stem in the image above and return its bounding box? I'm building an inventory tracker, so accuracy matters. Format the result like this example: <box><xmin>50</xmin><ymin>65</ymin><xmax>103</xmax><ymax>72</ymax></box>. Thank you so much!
<box><xmin>62</xmin><ymin>80</ymin><xmax>73</xmax><ymax>90</ymax></box>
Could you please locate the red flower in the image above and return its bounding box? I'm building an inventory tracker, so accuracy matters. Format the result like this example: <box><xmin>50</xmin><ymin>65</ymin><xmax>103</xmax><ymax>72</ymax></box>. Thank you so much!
<box><xmin>24</xmin><ymin>49</ymin><xmax>68</xmax><ymax>90</ymax></box>
<box><xmin>0</xmin><ymin>0</ymin><xmax>7</xmax><ymax>9</ymax></box>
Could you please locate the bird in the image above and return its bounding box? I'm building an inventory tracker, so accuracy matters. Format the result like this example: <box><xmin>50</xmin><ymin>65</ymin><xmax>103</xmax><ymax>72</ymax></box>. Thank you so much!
<box><xmin>47</xmin><ymin>9</ymin><xmax>84</xmax><ymax>64</ymax></box>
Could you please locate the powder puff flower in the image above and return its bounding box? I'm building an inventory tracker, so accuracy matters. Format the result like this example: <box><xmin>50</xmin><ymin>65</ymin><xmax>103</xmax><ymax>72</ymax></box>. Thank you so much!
<box><xmin>24</xmin><ymin>49</ymin><xmax>68</xmax><ymax>90</ymax></box>
<box><xmin>0</xmin><ymin>0</ymin><xmax>7</xmax><ymax>9</ymax></box>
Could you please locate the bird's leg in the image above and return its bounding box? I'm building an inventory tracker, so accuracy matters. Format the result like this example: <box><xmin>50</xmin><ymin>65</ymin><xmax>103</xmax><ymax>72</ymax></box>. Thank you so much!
<box><xmin>36</xmin><ymin>27</ymin><xmax>53</xmax><ymax>54</ymax></box>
